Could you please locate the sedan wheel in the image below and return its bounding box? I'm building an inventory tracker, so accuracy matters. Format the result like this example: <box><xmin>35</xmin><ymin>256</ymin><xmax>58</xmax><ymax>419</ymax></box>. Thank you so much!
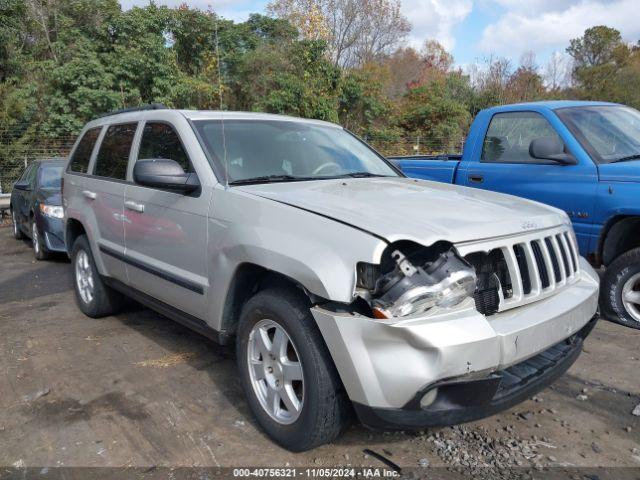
<box><xmin>247</xmin><ymin>319</ymin><xmax>304</xmax><ymax>425</ymax></box>
<box><xmin>12</xmin><ymin>211</ymin><xmax>25</xmax><ymax>240</ymax></box>
<box><xmin>32</xmin><ymin>222</ymin><xmax>40</xmax><ymax>255</ymax></box>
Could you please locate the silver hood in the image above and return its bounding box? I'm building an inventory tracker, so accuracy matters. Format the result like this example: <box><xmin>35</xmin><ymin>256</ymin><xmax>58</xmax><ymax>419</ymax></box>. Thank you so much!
<box><xmin>238</xmin><ymin>177</ymin><xmax>568</xmax><ymax>246</ymax></box>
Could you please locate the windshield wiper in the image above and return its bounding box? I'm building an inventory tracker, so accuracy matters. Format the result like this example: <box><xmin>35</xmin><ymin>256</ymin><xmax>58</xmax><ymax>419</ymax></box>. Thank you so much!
<box><xmin>336</xmin><ymin>172</ymin><xmax>392</xmax><ymax>178</ymax></box>
<box><xmin>611</xmin><ymin>154</ymin><xmax>640</xmax><ymax>163</ymax></box>
<box><xmin>229</xmin><ymin>174</ymin><xmax>314</xmax><ymax>185</ymax></box>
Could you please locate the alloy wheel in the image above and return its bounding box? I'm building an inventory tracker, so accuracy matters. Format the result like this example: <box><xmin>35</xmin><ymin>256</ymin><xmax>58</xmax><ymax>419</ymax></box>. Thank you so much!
<box><xmin>622</xmin><ymin>272</ymin><xmax>640</xmax><ymax>324</ymax></box>
<box><xmin>32</xmin><ymin>223</ymin><xmax>40</xmax><ymax>255</ymax></box>
<box><xmin>12</xmin><ymin>211</ymin><xmax>18</xmax><ymax>236</ymax></box>
<box><xmin>247</xmin><ymin>319</ymin><xmax>304</xmax><ymax>425</ymax></box>
<box><xmin>75</xmin><ymin>250</ymin><xmax>95</xmax><ymax>304</ymax></box>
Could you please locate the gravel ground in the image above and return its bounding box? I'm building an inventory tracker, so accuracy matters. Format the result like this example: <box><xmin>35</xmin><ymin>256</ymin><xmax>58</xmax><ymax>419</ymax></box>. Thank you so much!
<box><xmin>0</xmin><ymin>225</ymin><xmax>638</xmax><ymax>479</ymax></box>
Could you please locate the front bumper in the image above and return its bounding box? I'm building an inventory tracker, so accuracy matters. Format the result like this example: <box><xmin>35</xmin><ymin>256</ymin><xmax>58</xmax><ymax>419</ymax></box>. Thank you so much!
<box><xmin>352</xmin><ymin>316</ymin><xmax>597</xmax><ymax>429</ymax></box>
<box><xmin>36</xmin><ymin>214</ymin><xmax>66</xmax><ymax>252</ymax></box>
<box><xmin>311</xmin><ymin>257</ymin><xmax>599</xmax><ymax>425</ymax></box>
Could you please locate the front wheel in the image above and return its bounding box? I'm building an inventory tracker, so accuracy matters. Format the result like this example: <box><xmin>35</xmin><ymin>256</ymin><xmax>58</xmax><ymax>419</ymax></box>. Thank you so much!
<box><xmin>11</xmin><ymin>210</ymin><xmax>25</xmax><ymax>240</ymax></box>
<box><xmin>601</xmin><ymin>247</ymin><xmax>640</xmax><ymax>330</ymax></box>
<box><xmin>31</xmin><ymin>221</ymin><xmax>50</xmax><ymax>260</ymax></box>
<box><xmin>236</xmin><ymin>287</ymin><xmax>351</xmax><ymax>451</ymax></box>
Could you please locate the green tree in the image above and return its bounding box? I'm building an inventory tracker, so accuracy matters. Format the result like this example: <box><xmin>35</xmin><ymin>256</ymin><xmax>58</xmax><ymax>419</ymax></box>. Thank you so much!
<box><xmin>567</xmin><ymin>26</ymin><xmax>630</xmax><ymax>98</ymax></box>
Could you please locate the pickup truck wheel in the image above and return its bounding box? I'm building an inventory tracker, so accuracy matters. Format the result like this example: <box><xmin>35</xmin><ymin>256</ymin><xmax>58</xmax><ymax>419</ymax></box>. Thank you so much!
<box><xmin>11</xmin><ymin>210</ymin><xmax>25</xmax><ymax>240</ymax></box>
<box><xmin>71</xmin><ymin>235</ymin><xmax>124</xmax><ymax>318</ymax></box>
<box><xmin>236</xmin><ymin>288</ymin><xmax>351</xmax><ymax>451</ymax></box>
<box><xmin>601</xmin><ymin>248</ymin><xmax>640</xmax><ymax>330</ymax></box>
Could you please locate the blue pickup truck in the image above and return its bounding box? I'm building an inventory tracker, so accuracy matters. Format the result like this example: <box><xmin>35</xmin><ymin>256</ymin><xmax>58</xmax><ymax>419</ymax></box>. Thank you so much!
<box><xmin>392</xmin><ymin>101</ymin><xmax>640</xmax><ymax>329</ymax></box>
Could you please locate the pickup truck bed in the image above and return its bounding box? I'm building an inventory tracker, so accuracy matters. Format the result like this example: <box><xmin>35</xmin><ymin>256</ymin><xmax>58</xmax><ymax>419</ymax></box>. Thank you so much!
<box><xmin>390</xmin><ymin>155</ymin><xmax>462</xmax><ymax>183</ymax></box>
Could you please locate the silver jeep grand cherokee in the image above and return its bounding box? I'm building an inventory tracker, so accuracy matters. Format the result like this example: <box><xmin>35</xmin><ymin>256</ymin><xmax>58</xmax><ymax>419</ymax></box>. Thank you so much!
<box><xmin>62</xmin><ymin>105</ymin><xmax>599</xmax><ymax>451</ymax></box>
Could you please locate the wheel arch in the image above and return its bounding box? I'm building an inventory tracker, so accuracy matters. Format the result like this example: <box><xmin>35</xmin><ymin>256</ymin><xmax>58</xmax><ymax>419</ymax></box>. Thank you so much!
<box><xmin>220</xmin><ymin>262</ymin><xmax>323</xmax><ymax>335</ymax></box>
<box><xmin>65</xmin><ymin>217</ymin><xmax>87</xmax><ymax>257</ymax></box>
<box><xmin>600</xmin><ymin>215</ymin><xmax>640</xmax><ymax>266</ymax></box>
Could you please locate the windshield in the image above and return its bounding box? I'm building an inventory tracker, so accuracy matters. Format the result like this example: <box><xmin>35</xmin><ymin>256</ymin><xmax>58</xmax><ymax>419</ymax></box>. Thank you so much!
<box><xmin>193</xmin><ymin>120</ymin><xmax>399</xmax><ymax>184</ymax></box>
<box><xmin>38</xmin><ymin>164</ymin><xmax>64</xmax><ymax>189</ymax></box>
<box><xmin>556</xmin><ymin>105</ymin><xmax>640</xmax><ymax>164</ymax></box>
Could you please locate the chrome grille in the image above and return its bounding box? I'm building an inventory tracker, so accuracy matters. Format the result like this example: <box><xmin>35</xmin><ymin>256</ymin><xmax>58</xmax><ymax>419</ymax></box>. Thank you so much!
<box><xmin>458</xmin><ymin>226</ymin><xmax>580</xmax><ymax>314</ymax></box>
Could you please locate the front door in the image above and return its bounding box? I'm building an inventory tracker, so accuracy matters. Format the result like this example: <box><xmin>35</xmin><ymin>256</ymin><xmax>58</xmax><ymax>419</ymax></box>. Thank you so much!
<box><xmin>463</xmin><ymin>111</ymin><xmax>598</xmax><ymax>252</ymax></box>
<box><xmin>123</xmin><ymin>121</ymin><xmax>208</xmax><ymax>319</ymax></box>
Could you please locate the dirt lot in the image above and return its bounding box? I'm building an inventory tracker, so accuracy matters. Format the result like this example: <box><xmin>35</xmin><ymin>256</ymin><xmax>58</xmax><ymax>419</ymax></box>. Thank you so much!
<box><xmin>0</xmin><ymin>225</ymin><xmax>639</xmax><ymax>477</ymax></box>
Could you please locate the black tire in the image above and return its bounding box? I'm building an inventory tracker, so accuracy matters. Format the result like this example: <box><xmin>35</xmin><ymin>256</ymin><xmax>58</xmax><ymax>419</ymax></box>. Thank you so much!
<box><xmin>601</xmin><ymin>247</ymin><xmax>640</xmax><ymax>330</ymax></box>
<box><xmin>11</xmin><ymin>209</ymin><xmax>25</xmax><ymax>240</ymax></box>
<box><xmin>236</xmin><ymin>287</ymin><xmax>351</xmax><ymax>451</ymax></box>
<box><xmin>31</xmin><ymin>220</ymin><xmax>51</xmax><ymax>261</ymax></box>
<box><xmin>71</xmin><ymin>234</ymin><xmax>124</xmax><ymax>318</ymax></box>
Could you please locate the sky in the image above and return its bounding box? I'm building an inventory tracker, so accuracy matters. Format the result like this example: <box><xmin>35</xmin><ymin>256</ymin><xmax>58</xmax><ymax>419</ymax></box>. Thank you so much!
<box><xmin>121</xmin><ymin>0</ymin><xmax>640</xmax><ymax>68</ymax></box>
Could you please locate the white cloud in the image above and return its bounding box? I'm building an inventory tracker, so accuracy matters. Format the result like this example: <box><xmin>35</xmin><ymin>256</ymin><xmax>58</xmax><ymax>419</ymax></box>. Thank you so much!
<box><xmin>480</xmin><ymin>0</ymin><xmax>640</xmax><ymax>56</ymax></box>
<box><xmin>401</xmin><ymin>0</ymin><xmax>473</xmax><ymax>51</ymax></box>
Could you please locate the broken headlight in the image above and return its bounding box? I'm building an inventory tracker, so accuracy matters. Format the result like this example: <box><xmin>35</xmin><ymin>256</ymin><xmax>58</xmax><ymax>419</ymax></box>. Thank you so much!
<box><xmin>369</xmin><ymin>247</ymin><xmax>476</xmax><ymax>318</ymax></box>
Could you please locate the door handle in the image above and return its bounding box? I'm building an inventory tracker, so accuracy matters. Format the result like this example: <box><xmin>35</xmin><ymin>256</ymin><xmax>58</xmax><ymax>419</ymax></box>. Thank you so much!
<box><xmin>125</xmin><ymin>200</ymin><xmax>144</xmax><ymax>213</ymax></box>
<box><xmin>82</xmin><ymin>190</ymin><xmax>97</xmax><ymax>200</ymax></box>
<box><xmin>468</xmin><ymin>174</ymin><xmax>484</xmax><ymax>184</ymax></box>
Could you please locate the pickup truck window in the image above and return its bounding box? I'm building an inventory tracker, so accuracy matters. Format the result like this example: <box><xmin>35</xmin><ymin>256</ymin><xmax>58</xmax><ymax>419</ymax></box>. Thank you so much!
<box><xmin>69</xmin><ymin>127</ymin><xmax>101</xmax><ymax>174</ymax></box>
<box><xmin>138</xmin><ymin>122</ymin><xmax>193</xmax><ymax>173</ymax></box>
<box><xmin>556</xmin><ymin>105</ymin><xmax>640</xmax><ymax>164</ymax></box>
<box><xmin>482</xmin><ymin>112</ymin><xmax>562</xmax><ymax>164</ymax></box>
<box><xmin>93</xmin><ymin>123</ymin><xmax>137</xmax><ymax>180</ymax></box>
<box><xmin>194</xmin><ymin>120</ymin><xmax>399</xmax><ymax>184</ymax></box>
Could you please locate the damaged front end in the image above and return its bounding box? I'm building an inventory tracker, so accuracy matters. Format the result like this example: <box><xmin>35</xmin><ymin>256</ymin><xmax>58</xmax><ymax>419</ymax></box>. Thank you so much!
<box><xmin>357</xmin><ymin>242</ymin><xmax>477</xmax><ymax>319</ymax></box>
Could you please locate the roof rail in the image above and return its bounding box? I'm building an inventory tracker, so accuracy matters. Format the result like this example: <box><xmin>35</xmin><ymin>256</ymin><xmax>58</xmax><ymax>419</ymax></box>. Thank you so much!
<box><xmin>97</xmin><ymin>103</ymin><xmax>168</xmax><ymax>119</ymax></box>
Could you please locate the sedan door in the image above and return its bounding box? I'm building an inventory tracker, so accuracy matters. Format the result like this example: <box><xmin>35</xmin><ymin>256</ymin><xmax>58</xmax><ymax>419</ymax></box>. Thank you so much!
<box><xmin>12</xmin><ymin>164</ymin><xmax>35</xmax><ymax>232</ymax></box>
<box><xmin>123</xmin><ymin>121</ymin><xmax>209</xmax><ymax>319</ymax></box>
<box><xmin>462</xmin><ymin>111</ymin><xmax>598</xmax><ymax>252</ymax></box>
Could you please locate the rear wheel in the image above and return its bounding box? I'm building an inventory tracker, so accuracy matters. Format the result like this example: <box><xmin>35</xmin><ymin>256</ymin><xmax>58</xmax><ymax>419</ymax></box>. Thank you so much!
<box><xmin>31</xmin><ymin>221</ymin><xmax>51</xmax><ymax>260</ymax></box>
<box><xmin>236</xmin><ymin>287</ymin><xmax>351</xmax><ymax>451</ymax></box>
<box><xmin>601</xmin><ymin>247</ymin><xmax>640</xmax><ymax>330</ymax></box>
<box><xmin>11</xmin><ymin>210</ymin><xmax>25</xmax><ymax>240</ymax></box>
<box><xmin>71</xmin><ymin>235</ymin><xmax>124</xmax><ymax>318</ymax></box>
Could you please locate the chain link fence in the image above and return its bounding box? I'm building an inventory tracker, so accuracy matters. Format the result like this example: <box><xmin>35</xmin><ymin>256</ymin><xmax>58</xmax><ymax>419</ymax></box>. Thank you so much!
<box><xmin>0</xmin><ymin>129</ymin><xmax>77</xmax><ymax>193</ymax></box>
<box><xmin>0</xmin><ymin>132</ymin><xmax>464</xmax><ymax>193</ymax></box>
<box><xmin>365</xmin><ymin>136</ymin><xmax>465</xmax><ymax>158</ymax></box>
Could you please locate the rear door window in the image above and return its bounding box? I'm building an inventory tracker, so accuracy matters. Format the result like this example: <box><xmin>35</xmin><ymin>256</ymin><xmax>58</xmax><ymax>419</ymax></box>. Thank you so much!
<box><xmin>69</xmin><ymin>127</ymin><xmax>101</xmax><ymax>173</ymax></box>
<box><xmin>137</xmin><ymin>122</ymin><xmax>192</xmax><ymax>172</ymax></box>
<box><xmin>93</xmin><ymin>123</ymin><xmax>138</xmax><ymax>180</ymax></box>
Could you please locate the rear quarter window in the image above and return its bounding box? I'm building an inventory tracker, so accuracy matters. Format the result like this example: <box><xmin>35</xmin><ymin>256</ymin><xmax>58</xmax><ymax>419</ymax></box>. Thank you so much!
<box><xmin>93</xmin><ymin>123</ymin><xmax>138</xmax><ymax>180</ymax></box>
<box><xmin>69</xmin><ymin>127</ymin><xmax>102</xmax><ymax>173</ymax></box>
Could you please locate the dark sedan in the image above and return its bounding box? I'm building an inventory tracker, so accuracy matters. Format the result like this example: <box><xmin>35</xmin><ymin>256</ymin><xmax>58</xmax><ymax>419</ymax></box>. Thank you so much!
<box><xmin>11</xmin><ymin>158</ymin><xmax>66</xmax><ymax>260</ymax></box>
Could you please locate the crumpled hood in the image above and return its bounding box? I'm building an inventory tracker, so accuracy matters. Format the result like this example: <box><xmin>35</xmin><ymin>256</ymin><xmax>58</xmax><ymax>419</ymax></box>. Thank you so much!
<box><xmin>239</xmin><ymin>177</ymin><xmax>567</xmax><ymax>245</ymax></box>
<box><xmin>598</xmin><ymin>161</ymin><xmax>640</xmax><ymax>183</ymax></box>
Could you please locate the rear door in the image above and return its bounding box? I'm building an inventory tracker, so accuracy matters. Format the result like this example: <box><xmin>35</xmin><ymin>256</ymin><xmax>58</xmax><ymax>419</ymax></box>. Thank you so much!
<box><xmin>463</xmin><ymin>111</ymin><xmax>598</xmax><ymax>252</ymax></box>
<box><xmin>82</xmin><ymin>123</ymin><xmax>138</xmax><ymax>281</ymax></box>
<box><xmin>123</xmin><ymin>121</ymin><xmax>208</xmax><ymax>319</ymax></box>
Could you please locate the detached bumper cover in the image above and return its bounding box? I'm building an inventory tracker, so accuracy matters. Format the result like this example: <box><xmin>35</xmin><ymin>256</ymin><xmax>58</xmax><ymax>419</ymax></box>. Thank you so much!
<box><xmin>352</xmin><ymin>315</ymin><xmax>597</xmax><ymax>430</ymax></box>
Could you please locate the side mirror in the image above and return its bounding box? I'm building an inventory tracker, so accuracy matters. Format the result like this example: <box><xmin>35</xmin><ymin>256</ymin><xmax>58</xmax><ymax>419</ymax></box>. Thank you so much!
<box><xmin>14</xmin><ymin>180</ymin><xmax>31</xmax><ymax>191</ymax></box>
<box><xmin>133</xmin><ymin>159</ymin><xmax>200</xmax><ymax>193</ymax></box>
<box><xmin>529</xmin><ymin>137</ymin><xmax>577</xmax><ymax>165</ymax></box>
